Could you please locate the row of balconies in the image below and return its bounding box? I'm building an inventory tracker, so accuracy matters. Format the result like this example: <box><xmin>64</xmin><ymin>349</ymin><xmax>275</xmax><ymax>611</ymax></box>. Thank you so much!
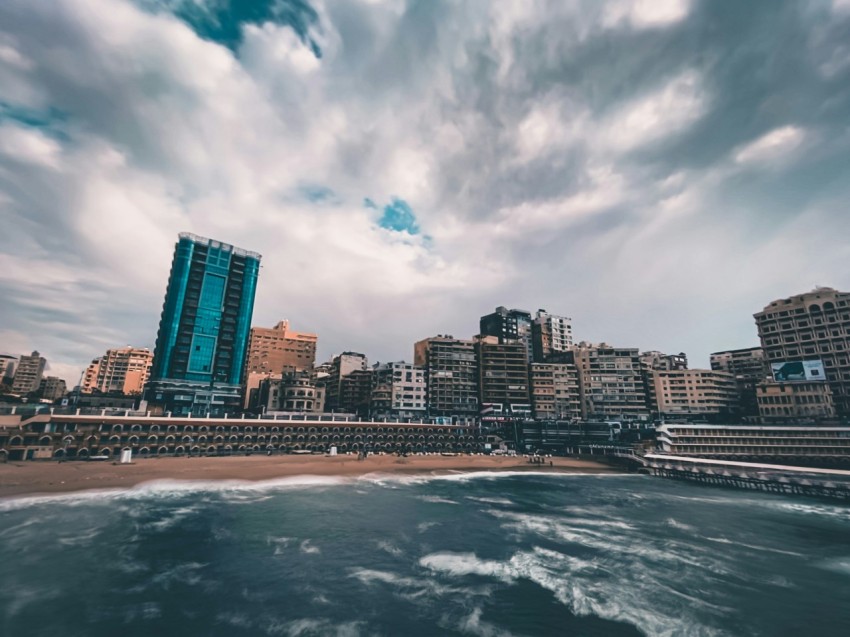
<box><xmin>663</xmin><ymin>445</ymin><xmax>849</xmax><ymax>456</ymax></box>
<box><xmin>662</xmin><ymin>430</ymin><xmax>850</xmax><ymax>439</ymax></box>
<box><xmin>661</xmin><ymin>437</ymin><xmax>850</xmax><ymax>447</ymax></box>
<box><xmin>92</xmin><ymin>424</ymin><xmax>463</xmax><ymax>436</ymax></box>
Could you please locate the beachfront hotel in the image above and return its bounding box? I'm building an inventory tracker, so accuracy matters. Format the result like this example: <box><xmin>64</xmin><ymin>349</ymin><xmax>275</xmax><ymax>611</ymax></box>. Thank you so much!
<box><xmin>755</xmin><ymin>287</ymin><xmax>850</xmax><ymax>418</ymax></box>
<box><xmin>144</xmin><ymin>233</ymin><xmax>261</xmax><ymax>417</ymax></box>
<box><xmin>656</xmin><ymin>423</ymin><xmax>850</xmax><ymax>466</ymax></box>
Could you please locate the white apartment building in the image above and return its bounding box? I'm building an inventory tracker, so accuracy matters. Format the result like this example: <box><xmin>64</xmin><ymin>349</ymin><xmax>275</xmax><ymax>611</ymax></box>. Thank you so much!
<box><xmin>372</xmin><ymin>361</ymin><xmax>427</xmax><ymax>419</ymax></box>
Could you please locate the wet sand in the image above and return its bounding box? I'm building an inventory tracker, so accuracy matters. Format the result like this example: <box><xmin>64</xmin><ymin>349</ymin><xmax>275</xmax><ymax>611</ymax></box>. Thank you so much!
<box><xmin>0</xmin><ymin>454</ymin><xmax>618</xmax><ymax>499</ymax></box>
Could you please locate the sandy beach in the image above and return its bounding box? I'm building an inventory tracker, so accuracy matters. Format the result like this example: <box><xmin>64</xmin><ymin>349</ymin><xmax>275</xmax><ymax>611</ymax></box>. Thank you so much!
<box><xmin>0</xmin><ymin>454</ymin><xmax>618</xmax><ymax>499</ymax></box>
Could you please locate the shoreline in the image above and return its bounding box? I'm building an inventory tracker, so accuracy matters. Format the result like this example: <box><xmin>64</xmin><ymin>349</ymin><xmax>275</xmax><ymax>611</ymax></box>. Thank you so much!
<box><xmin>0</xmin><ymin>454</ymin><xmax>621</xmax><ymax>500</ymax></box>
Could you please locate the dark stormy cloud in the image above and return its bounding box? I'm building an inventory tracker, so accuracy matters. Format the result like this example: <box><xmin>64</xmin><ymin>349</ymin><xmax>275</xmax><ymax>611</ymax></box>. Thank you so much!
<box><xmin>1</xmin><ymin>0</ymin><xmax>850</xmax><ymax>383</ymax></box>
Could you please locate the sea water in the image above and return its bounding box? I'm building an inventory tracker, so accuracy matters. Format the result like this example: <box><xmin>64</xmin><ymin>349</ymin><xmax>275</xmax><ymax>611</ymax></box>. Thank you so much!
<box><xmin>1</xmin><ymin>473</ymin><xmax>849</xmax><ymax>636</ymax></box>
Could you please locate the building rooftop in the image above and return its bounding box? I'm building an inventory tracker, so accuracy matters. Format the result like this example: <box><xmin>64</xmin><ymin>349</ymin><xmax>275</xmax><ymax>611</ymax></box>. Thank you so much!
<box><xmin>178</xmin><ymin>232</ymin><xmax>262</xmax><ymax>260</ymax></box>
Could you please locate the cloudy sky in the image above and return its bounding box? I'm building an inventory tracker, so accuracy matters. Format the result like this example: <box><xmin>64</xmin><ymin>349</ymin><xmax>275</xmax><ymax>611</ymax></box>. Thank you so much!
<box><xmin>2</xmin><ymin>0</ymin><xmax>850</xmax><ymax>384</ymax></box>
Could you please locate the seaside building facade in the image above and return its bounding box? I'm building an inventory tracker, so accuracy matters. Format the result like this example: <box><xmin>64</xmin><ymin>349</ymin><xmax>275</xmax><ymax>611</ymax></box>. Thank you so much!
<box><xmin>81</xmin><ymin>347</ymin><xmax>153</xmax><ymax>395</ymax></box>
<box><xmin>255</xmin><ymin>370</ymin><xmax>325</xmax><ymax>413</ymax></box>
<box><xmin>475</xmin><ymin>335</ymin><xmax>531</xmax><ymax>410</ymax></box>
<box><xmin>754</xmin><ymin>287</ymin><xmax>850</xmax><ymax>418</ymax></box>
<box><xmin>640</xmin><ymin>351</ymin><xmax>688</xmax><ymax>416</ymax></box>
<box><xmin>529</xmin><ymin>362</ymin><xmax>581</xmax><ymax>421</ymax></box>
<box><xmin>370</xmin><ymin>362</ymin><xmax>427</xmax><ymax>420</ymax></box>
<box><xmin>656</xmin><ymin>423</ymin><xmax>850</xmax><ymax>465</ymax></box>
<box><xmin>652</xmin><ymin>369</ymin><xmax>737</xmax><ymax>419</ymax></box>
<box><xmin>756</xmin><ymin>381</ymin><xmax>836</xmax><ymax>422</ymax></box>
<box><xmin>38</xmin><ymin>376</ymin><xmax>67</xmax><ymax>401</ymax></box>
<box><xmin>531</xmin><ymin>310</ymin><xmax>573</xmax><ymax>362</ymax></box>
<box><xmin>0</xmin><ymin>413</ymin><xmax>483</xmax><ymax>461</ymax></box>
<box><xmin>145</xmin><ymin>233</ymin><xmax>261</xmax><ymax>416</ymax></box>
<box><xmin>479</xmin><ymin>306</ymin><xmax>534</xmax><ymax>362</ymax></box>
<box><xmin>244</xmin><ymin>320</ymin><xmax>317</xmax><ymax>376</ymax></box>
<box><xmin>242</xmin><ymin>320</ymin><xmax>317</xmax><ymax>408</ymax></box>
<box><xmin>11</xmin><ymin>351</ymin><xmax>46</xmax><ymax>395</ymax></box>
<box><xmin>0</xmin><ymin>354</ymin><xmax>18</xmax><ymax>386</ymax></box>
<box><xmin>710</xmin><ymin>346</ymin><xmax>767</xmax><ymax>420</ymax></box>
<box><xmin>323</xmin><ymin>352</ymin><xmax>368</xmax><ymax>413</ymax></box>
<box><xmin>414</xmin><ymin>336</ymin><xmax>478</xmax><ymax>422</ymax></box>
<box><xmin>337</xmin><ymin>369</ymin><xmax>373</xmax><ymax>416</ymax></box>
<box><xmin>572</xmin><ymin>343</ymin><xmax>649</xmax><ymax>421</ymax></box>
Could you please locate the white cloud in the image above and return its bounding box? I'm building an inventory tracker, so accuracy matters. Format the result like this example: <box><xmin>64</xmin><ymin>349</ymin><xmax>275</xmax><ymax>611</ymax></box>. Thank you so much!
<box><xmin>734</xmin><ymin>126</ymin><xmax>806</xmax><ymax>165</ymax></box>
<box><xmin>0</xmin><ymin>124</ymin><xmax>62</xmax><ymax>169</ymax></box>
<box><xmin>603</xmin><ymin>0</ymin><xmax>692</xmax><ymax>29</ymax></box>
<box><xmin>514</xmin><ymin>99</ymin><xmax>588</xmax><ymax>163</ymax></box>
<box><xmin>0</xmin><ymin>0</ymin><xmax>848</xmax><ymax>378</ymax></box>
<box><xmin>0</xmin><ymin>43</ymin><xmax>32</xmax><ymax>70</ymax></box>
<box><xmin>603</xmin><ymin>71</ymin><xmax>706</xmax><ymax>151</ymax></box>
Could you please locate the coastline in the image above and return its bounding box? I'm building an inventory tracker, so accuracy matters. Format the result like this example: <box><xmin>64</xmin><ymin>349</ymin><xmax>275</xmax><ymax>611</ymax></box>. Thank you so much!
<box><xmin>0</xmin><ymin>454</ymin><xmax>620</xmax><ymax>499</ymax></box>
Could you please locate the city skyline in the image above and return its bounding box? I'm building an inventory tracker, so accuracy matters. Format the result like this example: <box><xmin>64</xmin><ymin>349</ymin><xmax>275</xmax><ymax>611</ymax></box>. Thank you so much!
<box><xmin>2</xmin><ymin>0</ymin><xmax>850</xmax><ymax>383</ymax></box>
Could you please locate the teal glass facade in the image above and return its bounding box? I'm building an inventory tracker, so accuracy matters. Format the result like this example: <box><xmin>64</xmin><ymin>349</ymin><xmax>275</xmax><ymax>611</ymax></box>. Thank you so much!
<box><xmin>148</xmin><ymin>234</ymin><xmax>261</xmax><ymax>414</ymax></box>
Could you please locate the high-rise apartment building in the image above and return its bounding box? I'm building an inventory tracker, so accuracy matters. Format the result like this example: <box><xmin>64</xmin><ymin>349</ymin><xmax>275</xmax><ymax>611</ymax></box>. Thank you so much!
<box><xmin>11</xmin><ymin>351</ymin><xmax>46</xmax><ymax>394</ymax></box>
<box><xmin>531</xmin><ymin>309</ymin><xmax>573</xmax><ymax>362</ymax></box>
<box><xmin>640</xmin><ymin>351</ymin><xmax>688</xmax><ymax>371</ymax></box>
<box><xmin>146</xmin><ymin>233</ymin><xmax>261</xmax><ymax>416</ymax></box>
<box><xmin>81</xmin><ymin>347</ymin><xmax>153</xmax><ymax>395</ymax></box>
<box><xmin>338</xmin><ymin>369</ymin><xmax>374</xmax><ymax>416</ymax></box>
<box><xmin>479</xmin><ymin>306</ymin><xmax>533</xmax><ymax>362</ymax></box>
<box><xmin>710</xmin><ymin>347</ymin><xmax>766</xmax><ymax>378</ymax></box>
<box><xmin>414</xmin><ymin>335</ymin><xmax>478</xmax><ymax>420</ymax></box>
<box><xmin>0</xmin><ymin>354</ymin><xmax>18</xmax><ymax>386</ymax></box>
<box><xmin>323</xmin><ymin>352</ymin><xmax>368</xmax><ymax>412</ymax></box>
<box><xmin>244</xmin><ymin>320</ymin><xmax>317</xmax><ymax>375</ymax></box>
<box><xmin>572</xmin><ymin>343</ymin><xmax>649</xmax><ymax>420</ymax></box>
<box><xmin>710</xmin><ymin>346</ymin><xmax>767</xmax><ymax>419</ymax></box>
<box><xmin>242</xmin><ymin>320</ymin><xmax>318</xmax><ymax>408</ymax></box>
<box><xmin>475</xmin><ymin>335</ymin><xmax>530</xmax><ymax>409</ymax></box>
<box><xmin>652</xmin><ymin>369</ymin><xmax>737</xmax><ymax>418</ymax></box>
<box><xmin>640</xmin><ymin>350</ymin><xmax>688</xmax><ymax>415</ymax></box>
<box><xmin>371</xmin><ymin>362</ymin><xmax>427</xmax><ymax>420</ymax></box>
<box><xmin>38</xmin><ymin>376</ymin><xmax>67</xmax><ymax>401</ymax></box>
<box><xmin>529</xmin><ymin>362</ymin><xmax>581</xmax><ymax>421</ymax></box>
<box><xmin>754</xmin><ymin>287</ymin><xmax>850</xmax><ymax>417</ymax></box>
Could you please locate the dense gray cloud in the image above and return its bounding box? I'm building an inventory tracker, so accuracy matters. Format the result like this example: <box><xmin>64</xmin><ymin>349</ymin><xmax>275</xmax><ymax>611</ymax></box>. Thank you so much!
<box><xmin>1</xmin><ymin>0</ymin><xmax>849</xmax><ymax>384</ymax></box>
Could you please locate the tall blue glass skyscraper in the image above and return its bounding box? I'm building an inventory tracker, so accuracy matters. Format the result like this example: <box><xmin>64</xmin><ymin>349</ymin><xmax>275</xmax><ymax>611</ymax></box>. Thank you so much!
<box><xmin>146</xmin><ymin>233</ymin><xmax>261</xmax><ymax>416</ymax></box>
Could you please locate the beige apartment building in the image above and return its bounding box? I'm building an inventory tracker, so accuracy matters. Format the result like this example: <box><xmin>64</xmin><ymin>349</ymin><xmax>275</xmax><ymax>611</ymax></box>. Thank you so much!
<box><xmin>244</xmin><ymin>320</ymin><xmax>317</xmax><ymax>376</ymax></box>
<box><xmin>572</xmin><ymin>343</ymin><xmax>649</xmax><ymax>420</ymax></box>
<box><xmin>756</xmin><ymin>381</ymin><xmax>836</xmax><ymax>422</ymax></box>
<box><xmin>652</xmin><ymin>369</ymin><xmax>737</xmax><ymax>418</ymax></box>
<box><xmin>529</xmin><ymin>362</ymin><xmax>581</xmax><ymax>421</ymax></box>
<box><xmin>11</xmin><ymin>351</ymin><xmax>46</xmax><ymax>394</ymax></box>
<box><xmin>82</xmin><ymin>347</ymin><xmax>153</xmax><ymax>395</ymax></box>
<box><xmin>414</xmin><ymin>335</ymin><xmax>478</xmax><ymax>419</ymax></box>
<box><xmin>531</xmin><ymin>310</ymin><xmax>573</xmax><ymax>362</ymax></box>
<box><xmin>754</xmin><ymin>287</ymin><xmax>850</xmax><ymax>417</ymax></box>
<box><xmin>710</xmin><ymin>346</ymin><xmax>768</xmax><ymax>419</ymax></box>
<box><xmin>640</xmin><ymin>351</ymin><xmax>688</xmax><ymax>415</ymax></box>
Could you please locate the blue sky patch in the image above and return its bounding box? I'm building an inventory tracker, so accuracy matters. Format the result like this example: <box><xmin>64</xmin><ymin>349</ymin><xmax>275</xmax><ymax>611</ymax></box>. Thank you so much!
<box><xmin>138</xmin><ymin>0</ymin><xmax>320</xmax><ymax>53</ymax></box>
<box><xmin>0</xmin><ymin>104</ymin><xmax>70</xmax><ymax>141</ymax></box>
<box><xmin>377</xmin><ymin>198</ymin><xmax>420</xmax><ymax>235</ymax></box>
